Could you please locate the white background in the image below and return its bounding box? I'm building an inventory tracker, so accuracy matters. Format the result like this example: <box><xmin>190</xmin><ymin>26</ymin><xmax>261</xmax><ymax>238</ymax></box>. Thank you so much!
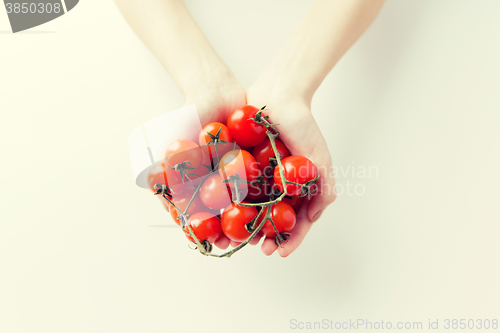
<box><xmin>1</xmin><ymin>1</ymin><xmax>499</xmax><ymax>332</ymax></box>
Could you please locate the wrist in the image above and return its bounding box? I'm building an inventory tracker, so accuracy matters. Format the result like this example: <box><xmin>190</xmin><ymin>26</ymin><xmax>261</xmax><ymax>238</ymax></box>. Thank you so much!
<box><xmin>249</xmin><ymin>64</ymin><xmax>320</xmax><ymax>107</ymax></box>
<box><xmin>248</xmin><ymin>71</ymin><xmax>314</xmax><ymax>109</ymax></box>
<box><xmin>181</xmin><ymin>64</ymin><xmax>241</xmax><ymax>101</ymax></box>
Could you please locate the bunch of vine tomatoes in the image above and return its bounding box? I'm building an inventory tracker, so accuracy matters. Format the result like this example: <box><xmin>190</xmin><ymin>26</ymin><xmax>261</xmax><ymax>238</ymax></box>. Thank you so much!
<box><xmin>146</xmin><ymin>105</ymin><xmax>318</xmax><ymax>255</ymax></box>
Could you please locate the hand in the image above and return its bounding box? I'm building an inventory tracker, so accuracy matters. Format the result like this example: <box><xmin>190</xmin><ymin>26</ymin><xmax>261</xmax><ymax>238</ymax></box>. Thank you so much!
<box><xmin>184</xmin><ymin>77</ymin><xmax>246</xmax><ymax>126</ymax></box>
<box><xmin>176</xmin><ymin>77</ymin><xmax>246</xmax><ymax>251</ymax></box>
<box><xmin>246</xmin><ymin>87</ymin><xmax>337</xmax><ymax>257</ymax></box>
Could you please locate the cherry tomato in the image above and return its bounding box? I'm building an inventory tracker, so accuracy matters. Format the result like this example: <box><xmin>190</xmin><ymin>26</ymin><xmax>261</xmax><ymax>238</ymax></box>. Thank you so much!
<box><xmin>199</xmin><ymin>122</ymin><xmax>233</xmax><ymax>157</ymax></box>
<box><xmin>274</xmin><ymin>156</ymin><xmax>318</xmax><ymax>196</ymax></box>
<box><xmin>147</xmin><ymin>162</ymin><xmax>174</xmax><ymax>209</ymax></box>
<box><xmin>258</xmin><ymin>202</ymin><xmax>296</xmax><ymax>238</ymax></box>
<box><xmin>252</xmin><ymin>138</ymin><xmax>290</xmax><ymax>177</ymax></box>
<box><xmin>238</xmin><ymin>146</ymin><xmax>253</xmax><ymax>154</ymax></box>
<box><xmin>227</xmin><ymin>105</ymin><xmax>267</xmax><ymax>147</ymax></box>
<box><xmin>168</xmin><ymin>190</ymin><xmax>210</xmax><ymax>225</ymax></box>
<box><xmin>184</xmin><ymin>212</ymin><xmax>222</xmax><ymax>244</ymax></box>
<box><xmin>165</xmin><ymin>138</ymin><xmax>203</xmax><ymax>169</ymax></box>
<box><xmin>282</xmin><ymin>195</ymin><xmax>304</xmax><ymax>210</ymax></box>
<box><xmin>146</xmin><ymin>160</ymin><xmax>185</xmax><ymax>194</ymax></box>
<box><xmin>146</xmin><ymin>160</ymin><xmax>168</xmax><ymax>192</ymax></box>
<box><xmin>192</xmin><ymin>146</ymin><xmax>213</xmax><ymax>178</ymax></box>
<box><xmin>221</xmin><ymin>203</ymin><xmax>258</xmax><ymax>242</ymax></box>
<box><xmin>199</xmin><ymin>173</ymin><xmax>233</xmax><ymax>210</ymax></box>
<box><xmin>218</xmin><ymin>149</ymin><xmax>260</xmax><ymax>190</ymax></box>
<box><xmin>199</xmin><ymin>122</ymin><xmax>232</xmax><ymax>144</ymax></box>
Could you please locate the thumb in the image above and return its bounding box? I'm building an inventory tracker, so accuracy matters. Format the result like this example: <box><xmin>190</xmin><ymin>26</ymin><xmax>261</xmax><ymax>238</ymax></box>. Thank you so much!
<box><xmin>307</xmin><ymin>165</ymin><xmax>337</xmax><ymax>222</ymax></box>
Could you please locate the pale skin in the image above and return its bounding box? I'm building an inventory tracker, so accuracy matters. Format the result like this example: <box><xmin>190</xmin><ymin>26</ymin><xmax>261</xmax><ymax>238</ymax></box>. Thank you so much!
<box><xmin>115</xmin><ymin>0</ymin><xmax>385</xmax><ymax>257</ymax></box>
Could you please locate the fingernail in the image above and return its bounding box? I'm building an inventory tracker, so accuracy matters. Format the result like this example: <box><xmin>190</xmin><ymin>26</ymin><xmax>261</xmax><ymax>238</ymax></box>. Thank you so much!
<box><xmin>312</xmin><ymin>210</ymin><xmax>323</xmax><ymax>222</ymax></box>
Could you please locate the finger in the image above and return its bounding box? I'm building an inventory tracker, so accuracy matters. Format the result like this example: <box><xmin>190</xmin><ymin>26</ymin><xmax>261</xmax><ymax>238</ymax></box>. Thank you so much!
<box><xmin>215</xmin><ymin>235</ymin><xmax>230</xmax><ymax>250</ymax></box>
<box><xmin>261</xmin><ymin>238</ymin><xmax>278</xmax><ymax>256</ymax></box>
<box><xmin>307</xmin><ymin>156</ymin><xmax>337</xmax><ymax>223</ymax></box>
<box><xmin>230</xmin><ymin>240</ymin><xmax>241</xmax><ymax>248</ymax></box>
<box><xmin>277</xmin><ymin>217</ymin><xmax>313</xmax><ymax>257</ymax></box>
<box><xmin>249</xmin><ymin>234</ymin><xmax>262</xmax><ymax>245</ymax></box>
<box><xmin>277</xmin><ymin>200</ymin><xmax>312</xmax><ymax>257</ymax></box>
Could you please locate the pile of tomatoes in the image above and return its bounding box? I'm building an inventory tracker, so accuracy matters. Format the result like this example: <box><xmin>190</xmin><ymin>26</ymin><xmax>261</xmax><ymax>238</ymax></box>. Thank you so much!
<box><xmin>146</xmin><ymin>105</ymin><xmax>318</xmax><ymax>255</ymax></box>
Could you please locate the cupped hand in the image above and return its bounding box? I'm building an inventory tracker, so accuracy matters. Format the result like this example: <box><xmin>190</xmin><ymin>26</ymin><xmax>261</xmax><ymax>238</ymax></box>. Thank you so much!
<box><xmin>184</xmin><ymin>81</ymin><xmax>246</xmax><ymax>126</ymax></box>
<box><xmin>159</xmin><ymin>78</ymin><xmax>336</xmax><ymax>256</ymax></box>
<box><xmin>246</xmin><ymin>89</ymin><xmax>337</xmax><ymax>257</ymax></box>
<box><xmin>174</xmin><ymin>81</ymin><xmax>246</xmax><ymax>250</ymax></box>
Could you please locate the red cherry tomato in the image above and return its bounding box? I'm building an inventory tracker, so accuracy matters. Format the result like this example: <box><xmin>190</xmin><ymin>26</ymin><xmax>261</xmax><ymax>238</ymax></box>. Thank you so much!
<box><xmin>146</xmin><ymin>161</ymin><xmax>172</xmax><ymax>209</ymax></box>
<box><xmin>165</xmin><ymin>139</ymin><xmax>203</xmax><ymax>169</ymax></box>
<box><xmin>282</xmin><ymin>195</ymin><xmax>304</xmax><ymax>210</ymax></box>
<box><xmin>168</xmin><ymin>190</ymin><xmax>211</xmax><ymax>225</ymax></box>
<box><xmin>274</xmin><ymin>156</ymin><xmax>318</xmax><ymax>196</ymax></box>
<box><xmin>227</xmin><ymin>105</ymin><xmax>267</xmax><ymax>147</ymax></box>
<box><xmin>199</xmin><ymin>122</ymin><xmax>232</xmax><ymax>145</ymax></box>
<box><xmin>218</xmin><ymin>149</ymin><xmax>260</xmax><ymax>190</ymax></box>
<box><xmin>146</xmin><ymin>161</ymin><xmax>168</xmax><ymax>192</ymax></box>
<box><xmin>199</xmin><ymin>173</ymin><xmax>233</xmax><ymax>210</ymax></box>
<box><xmin>198</xmin><ymin>122</ymin><xmax>234</xmax><ymax>159</ymax></box>
<box><xmin>258</xmin><ymin>202</ymin><xmax>296</xmax><ymax>238</ymax></box>
<box><xmin>184</xmin><ymin>212</ymin><xmax>222</xmax><ymax>244</ymax></box>
<box><xmin>192</xmin><ymin>146</ymin><xmax>213</xmax><ymax>178</ymax></box>
<box><xmin>252</xmin><ymin>138</ymin><xmax>290</xmax><ymax>177</ymax></box>
<box><xmin>221</xmin><ymin>203</ymin><xmax>258</xmax><ymax>242</ymax></box>
<box><xmin>146</xmin><ymin>160</ymin><xmax>185</xmax><ymax>194</ymax></box>
<box><xmin>212</xmin><ymin>141</ymin><xmax>236</xmax><ymax>164</ymax></box>
<box><xmin>238</xmin><ymin>146</ymin><xmax>253</xmax><ymax>154</ymax></box>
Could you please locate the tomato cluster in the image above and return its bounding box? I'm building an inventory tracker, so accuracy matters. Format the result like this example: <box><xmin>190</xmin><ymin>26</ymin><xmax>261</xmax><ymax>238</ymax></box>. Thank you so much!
<box><xmin>146</xmin><ymin>105</ymin><xmax>319</xmax><ymax>256</ymax></box>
